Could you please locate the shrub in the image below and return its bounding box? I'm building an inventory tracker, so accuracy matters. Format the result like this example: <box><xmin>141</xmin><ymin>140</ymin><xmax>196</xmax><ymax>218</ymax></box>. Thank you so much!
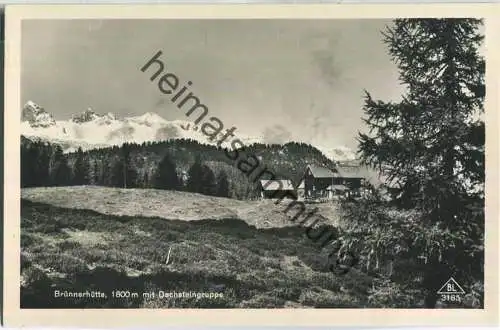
<box><xmin>22</xmin><ymin>266</ymin><xmax>52</xmax><ymax>288</ymax></box>
<box><xmin>272</xmin><ymin>287</ymin><xmax>302</xmax><ymax>301</ymax></box>
<box><xmin>35</xmin><ymin>252</ymin><xmax>88</xmax><ymax>274</ymax></box>
<box><xmin>21</xmin><ymin>266</ymin><xmax>56</xmax><ymax>308</ymax></box>
<box><xmin>56</xmin><ymin>240</ymin><xmax>81</xmax><ymax>251</ymax></box>
<box><xmin>367</xmin><ymin>277</ymin><xmax>420</xmax><ymax>308</ymax></box>
<box><xmin>21</xmin><ymin>253</ymin><xmax>33</xmax><ymax>270</ymax></box>
<box><xmin>463</xmin><ymin>281</ymin><xmax>484</xmax><ymax>308</ymax></box>
<box><xmin>21</xmin><ymin>233</ymin><xmax>39</xmax><ymax>248</ymax></box>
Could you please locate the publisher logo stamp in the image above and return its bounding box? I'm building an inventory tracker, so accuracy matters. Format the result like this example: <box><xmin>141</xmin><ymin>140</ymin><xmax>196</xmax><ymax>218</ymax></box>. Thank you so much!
<box><xmin>437</xmin><ymin>277</ymin><xmax>466</xmax><ymax>304</ymax></box>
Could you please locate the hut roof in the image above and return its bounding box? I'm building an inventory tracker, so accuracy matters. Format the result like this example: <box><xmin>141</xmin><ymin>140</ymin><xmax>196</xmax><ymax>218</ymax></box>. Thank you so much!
<box><xmin>307</xmin><ymin>165</ymin><xmax>336</xmax><ymax>178</ymax></box>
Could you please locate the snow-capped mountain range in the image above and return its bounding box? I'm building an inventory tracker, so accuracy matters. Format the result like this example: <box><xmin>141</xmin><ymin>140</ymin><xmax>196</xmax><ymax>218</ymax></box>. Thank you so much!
<box><xmin>20</xmin><ymin>100</ymin><xmax>357</xmax><ymax>162</ymax></box>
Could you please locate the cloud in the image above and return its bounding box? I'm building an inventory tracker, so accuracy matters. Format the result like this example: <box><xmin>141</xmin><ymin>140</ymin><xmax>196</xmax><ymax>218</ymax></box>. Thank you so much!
<box><xmin>262</xmin><ymin>124</ymin><xmax>293</xmax><ymax>144</ymax></box>
<box><xmin>312</xmin><ymin>50</ymin><xmax>342</xmax><ymax>88</ymax></box>
<box><xmin>308</xmin><ymin>33</ymin><xmax>342</xmax><ymax>89</ymax></box>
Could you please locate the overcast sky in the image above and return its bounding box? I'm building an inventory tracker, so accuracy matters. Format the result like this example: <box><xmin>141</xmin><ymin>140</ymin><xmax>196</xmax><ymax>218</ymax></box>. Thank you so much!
<box><xmin>21</xmin><ymin>19</ymin><xmax>405</xmax><ymax>149</ymax></box>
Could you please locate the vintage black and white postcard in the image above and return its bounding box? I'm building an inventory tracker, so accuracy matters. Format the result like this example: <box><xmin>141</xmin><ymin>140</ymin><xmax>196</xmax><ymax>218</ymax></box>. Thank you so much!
<box><xmin>3</xmin><ymin>3</ymin><xmax>499</xmax><ymax>328</ymax></box>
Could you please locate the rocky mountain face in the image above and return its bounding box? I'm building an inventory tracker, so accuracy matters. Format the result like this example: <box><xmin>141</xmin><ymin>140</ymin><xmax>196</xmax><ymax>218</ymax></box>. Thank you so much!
<box><xmin>22</xmin><ymin>101</ymin><xmax>56</xmax><ymax>128</ymax></box>
<box><xmin>71</xmin><ymin>108</ymin><xmax>103</xmax><ymax>124</ymax></box>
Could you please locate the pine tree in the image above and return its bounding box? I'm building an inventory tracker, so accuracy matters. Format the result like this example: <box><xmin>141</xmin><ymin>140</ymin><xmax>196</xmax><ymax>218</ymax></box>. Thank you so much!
<box><xmin>32</xmin><ymin>144</ymin><xmax>50</xmax><ymax>186</ymax></box>
<box><xmin>92</xmin><ymin>160</ymin><xmax>100</xmax><ymax>185</ymax></box>
<box><xmin>52</xmin><ymin>146</ymin><xmax>71</xmax><ymax>186</ymax></box>
<box><xmin>47</xmin><ymin>146</ymin><xmax>56</xmax><ymax>185</ymax></box>
<box><xmin>101</xmin><ymin>158</ymin><xmax>112</xmax><ymax>187</ymax></box>
<box><xmin>122</xmin><ymin>143</ymin><xmax>130</xmax><ymax>188</ymax></box>
<box><xmin>343</xmin><ymin>19</ymin><xmax>485</xmax><ymax>308</ymax></box>
<box><xmin>186</xmin><ymin>156</ymin><xmax>204</xmax><ymax>193</ymax></box>
<box><xmin>108</xmin><ymin>144</ymin><xmax>137</xmax><ymax>188</ymax></box>
<box><xmin>200</xmin><ymin>165</ymin><xmax>217</xmax><ymax>196</ymax></box>
<box><xmin>73</xmin><ymin>147</ymin><xmax>89</xmax><ymax>185</ymax></box>
<box><xmin>154</xmin><ymin>153</ymin><xmax>180</xmax><ymax>190</ymax></box>
<box><xmin>124</xmin><ymin>144</ymin><xmax>138</xmax><ymax>188</ymax></box>
<box><xmin>50</xmin><ymin>145</ymin><xmax>62</xmax><ymax>186</ymax></box>
<box><xmin>21</xmin><ymin>145</ymin><xmax>36</xmax><ymax>188</ymax></box>
<box><xmin>110</xmin><ymin>160</ymin><xmax>124</xmax><ymax>188</ymax></box>
<box><xmin>216</xmin><ymin>170</ymin><xmax>230</xmax><ymax>197</ymax></box>
<box><xmin>144</xmin><ymin>171</ymin><xmax>150</xmax><ymax>189</ymax></box>
<box><xmin>110</xmin><ymin>159</ymin><xmax>136</xmax><ymax>188</ymax></box>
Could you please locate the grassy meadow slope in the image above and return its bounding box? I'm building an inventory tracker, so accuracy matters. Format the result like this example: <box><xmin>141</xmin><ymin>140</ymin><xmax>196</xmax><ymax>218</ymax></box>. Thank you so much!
<box><xmin>21</xmin><ymin>186</ymin><xmax>344</xmax><ymax>228</ymax></box>
<box><xmin>20</xmin><ymin>186</ymin><xmax>383</xmax><ymax>308</ymax></box>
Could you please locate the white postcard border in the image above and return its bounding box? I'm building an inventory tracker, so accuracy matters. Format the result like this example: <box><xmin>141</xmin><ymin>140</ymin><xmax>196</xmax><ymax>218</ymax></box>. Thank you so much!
<box><xmin>3</xmin><ymin>3</ymin><xmax>500</xmax><ymax>327</ymax></box>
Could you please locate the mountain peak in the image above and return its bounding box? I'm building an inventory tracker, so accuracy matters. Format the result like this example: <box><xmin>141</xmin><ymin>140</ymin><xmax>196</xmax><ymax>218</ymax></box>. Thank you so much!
<box><xmin>126</xmin><ymin>112</ymin><xmax>167</xmax><ymax>125</ymax></box>
<box><xmin>22</xmin><ymin>101</ymin><xmax>56</xmax><ymax>128</ymax></box>
<box><xmin>71</xmin><ymin>107</ymin><xmax>102</xmax><ymax>123</ymax></box>
<box><xmin>22</xmin><ymin>100</ymin><xmax>44</xmax><ymax>120</ymax></box>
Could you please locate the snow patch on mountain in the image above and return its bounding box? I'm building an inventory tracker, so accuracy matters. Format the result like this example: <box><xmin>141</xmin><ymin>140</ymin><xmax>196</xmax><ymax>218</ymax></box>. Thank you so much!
<box><xmin>20</xmin><ymin>101</ymin><xmax>239</xmax><ymax>152</ymax></box>
<box><xmin>126</xmin><ymin>112</ymin><xmax>168</xmax><ymax>126</ymax></box>
<box><xmin>20</xmin><ymin>101</ymin><xmax>358</xmax><ymax>162</ymax></box>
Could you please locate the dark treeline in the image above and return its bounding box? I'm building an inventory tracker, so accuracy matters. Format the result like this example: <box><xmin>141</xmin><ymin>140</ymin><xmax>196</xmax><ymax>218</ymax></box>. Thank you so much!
<box><xmin>21</xmin><ymin>136</ymin><xmax>335</xmax><ymax>200</ymax></box>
